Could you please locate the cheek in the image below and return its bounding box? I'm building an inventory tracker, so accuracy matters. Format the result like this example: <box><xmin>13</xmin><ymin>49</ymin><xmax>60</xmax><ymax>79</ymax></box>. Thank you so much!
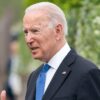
<box><xmin>38</xmin><ymin>31</ymin><xmax>56</xmax><ymax>53</ymax></box>
<box><xmin>42</xmin><ymin>38</ymin><xmax>55</xmax><ymax>53</ymax></box>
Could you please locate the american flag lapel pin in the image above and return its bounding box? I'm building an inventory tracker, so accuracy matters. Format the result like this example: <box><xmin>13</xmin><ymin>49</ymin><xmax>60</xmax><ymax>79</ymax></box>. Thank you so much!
<box><xmin>62</xmin><ymin>71</ymin><xmax>67</xmax><ymax>75</ymax></box>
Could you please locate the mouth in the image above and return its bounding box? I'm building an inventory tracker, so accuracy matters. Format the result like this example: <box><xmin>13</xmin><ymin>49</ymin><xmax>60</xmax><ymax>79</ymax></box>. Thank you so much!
<box><xmin>30</xmin><ymin>47</ymin><xmax>39</xmax><ymax>52</ymax></box>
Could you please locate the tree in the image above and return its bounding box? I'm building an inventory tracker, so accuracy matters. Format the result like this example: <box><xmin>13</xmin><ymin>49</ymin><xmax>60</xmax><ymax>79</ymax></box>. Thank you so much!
<box><xmin>0</xmin><ymin>0</ymin><xmax>23</xmax><ymax>91</ymax></box>
<box><xmin>68</xmin><ymin>0</ymin><xmax>100</xmax><ymax>66</ymax></box>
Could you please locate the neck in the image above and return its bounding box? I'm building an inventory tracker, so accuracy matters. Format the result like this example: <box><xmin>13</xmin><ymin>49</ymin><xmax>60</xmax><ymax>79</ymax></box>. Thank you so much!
<box><xmin>45</xmin><ymin>39</ymin><xmax>66</xmax><ymax>62</ymax></box>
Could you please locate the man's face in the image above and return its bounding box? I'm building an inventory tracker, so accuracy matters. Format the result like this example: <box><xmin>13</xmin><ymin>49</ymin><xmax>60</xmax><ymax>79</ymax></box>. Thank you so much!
<box><xmin>23</xmin><ymin>11</ymin><xmax>58</xmax><ymax>62</ymax></box>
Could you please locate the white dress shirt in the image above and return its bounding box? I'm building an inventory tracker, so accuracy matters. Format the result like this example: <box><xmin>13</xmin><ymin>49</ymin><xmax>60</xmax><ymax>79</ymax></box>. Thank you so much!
<box><xmin>44</xmin><ymin>43</ymin><xmax>71</xmax><ymax>93</ymax></box>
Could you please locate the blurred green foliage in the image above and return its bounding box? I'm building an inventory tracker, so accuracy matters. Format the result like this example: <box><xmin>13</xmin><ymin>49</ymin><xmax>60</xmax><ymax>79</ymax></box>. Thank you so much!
<box><xmin>68</xmin><ymin>0</ymin><xmax>100</xmax><ymax>66</ymax></box>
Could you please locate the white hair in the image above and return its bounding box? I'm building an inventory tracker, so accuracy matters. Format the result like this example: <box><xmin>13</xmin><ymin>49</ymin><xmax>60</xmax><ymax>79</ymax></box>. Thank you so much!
<box><xmin>25</xmin><ymin>2</ymin><xmax>68</xmax><ymax>36</ymax></box>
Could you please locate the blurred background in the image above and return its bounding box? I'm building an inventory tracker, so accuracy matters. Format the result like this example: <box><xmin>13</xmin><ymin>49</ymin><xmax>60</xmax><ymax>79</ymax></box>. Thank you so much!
<box><xmin>0</xmin><ymin>0</ymin><xmax>100</xmax><ymax>100</ymax></box>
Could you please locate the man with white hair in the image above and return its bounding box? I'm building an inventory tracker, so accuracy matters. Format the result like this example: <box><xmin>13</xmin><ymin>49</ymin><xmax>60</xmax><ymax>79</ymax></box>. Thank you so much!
<box><xmin>1</xmin><ymin>2</ymin><xmax>100</xmax><ymax>100</ymax></box>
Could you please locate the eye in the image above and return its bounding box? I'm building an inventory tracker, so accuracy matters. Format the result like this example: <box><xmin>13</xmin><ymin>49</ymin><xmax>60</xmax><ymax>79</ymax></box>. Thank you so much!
<box><xmin>23</xmin><ymin>29</ymin><xmax>28</xmax><ymax>35</ymax></box>
<box><xmin>31</xmin><ymin>29</ymin><xmax>39</xmax><ymax>34</ymax></box>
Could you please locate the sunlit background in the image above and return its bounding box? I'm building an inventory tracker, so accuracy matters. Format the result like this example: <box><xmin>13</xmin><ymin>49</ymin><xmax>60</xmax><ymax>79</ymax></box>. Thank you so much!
<box><xmin>0</xmin><ymin>0</ymin><xmax>100</xmax><ymax>99</ymax></box>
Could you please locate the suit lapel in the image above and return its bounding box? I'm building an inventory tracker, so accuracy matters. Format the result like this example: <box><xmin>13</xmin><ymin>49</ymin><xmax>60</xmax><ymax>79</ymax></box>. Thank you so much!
<box><xmin>43</xmin><ymin>49</ymin><xmax>77</xmax><ymax>100</ymax></box>
<box><xmin>27</xmin><ymin>65</ymin><xmax>43</xmax><ymax>100</ymax></box>
<box><xmin>43</xmin><ymin>64</ymin><xmax>71</xmax><ymax>100</ymax></box>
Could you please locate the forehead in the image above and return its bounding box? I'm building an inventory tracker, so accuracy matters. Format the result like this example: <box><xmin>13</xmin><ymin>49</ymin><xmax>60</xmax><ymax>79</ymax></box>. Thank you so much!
<box><xmin>23</xmin><ymin>11</ymin><xmax>50</xmax><ymax>26</ymax></box>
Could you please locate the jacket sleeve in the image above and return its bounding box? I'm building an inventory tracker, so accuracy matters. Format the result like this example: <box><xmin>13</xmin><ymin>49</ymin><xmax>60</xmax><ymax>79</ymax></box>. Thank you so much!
<box><xmin>76</xmin><ymin>68</ymin><xmax>100</xmax><ymax>100</ymax></box>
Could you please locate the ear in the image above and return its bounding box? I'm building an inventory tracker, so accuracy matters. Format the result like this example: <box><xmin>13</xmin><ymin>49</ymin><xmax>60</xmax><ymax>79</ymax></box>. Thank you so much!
<box><xmin>55</xmin><ymin>24</ymin><xmax>63</xmax><ymax>41</ymax></box>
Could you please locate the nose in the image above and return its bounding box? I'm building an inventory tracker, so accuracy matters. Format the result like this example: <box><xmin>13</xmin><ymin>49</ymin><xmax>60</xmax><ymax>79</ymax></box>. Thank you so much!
<box><xmin>25</xmin><ymin>33</ymin><xmax>34</xmax><ymax>44</ymax></box>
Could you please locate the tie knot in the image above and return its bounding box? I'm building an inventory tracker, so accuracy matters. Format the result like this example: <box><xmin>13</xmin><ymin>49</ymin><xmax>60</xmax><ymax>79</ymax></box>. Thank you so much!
<box><xmin>42</xmin><ymin>64</ymin><xmax>50</xmax><ymax>73</ymax></box>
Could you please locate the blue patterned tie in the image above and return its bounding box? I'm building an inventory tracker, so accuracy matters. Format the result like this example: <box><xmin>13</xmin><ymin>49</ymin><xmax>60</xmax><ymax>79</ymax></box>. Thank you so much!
<box><xmin>36</xmin><ymin>64</ymin><xmax>50</xmax><ymax>100</ymax></box>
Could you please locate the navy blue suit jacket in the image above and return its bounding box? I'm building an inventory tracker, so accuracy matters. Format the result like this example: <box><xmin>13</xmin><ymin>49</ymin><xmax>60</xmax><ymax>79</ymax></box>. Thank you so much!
<box><xmin>25</xmin><ymin>49</ymin><xmax>100</xmax><ymax>100</ymax></box>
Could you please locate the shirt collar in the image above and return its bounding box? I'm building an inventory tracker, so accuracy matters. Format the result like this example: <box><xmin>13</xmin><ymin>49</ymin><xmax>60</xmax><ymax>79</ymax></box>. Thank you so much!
<box><xmin>48</xmin><ymin>43</ymin><xmax>71</xmax><ymax>70</ymax></box>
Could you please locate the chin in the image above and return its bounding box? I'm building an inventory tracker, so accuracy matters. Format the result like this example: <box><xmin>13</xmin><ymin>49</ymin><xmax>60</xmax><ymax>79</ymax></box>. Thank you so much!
<box><xmin>32</xmin><ymin>54</ymin><xmax>42</xmax><ymax>60</ymax></box>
